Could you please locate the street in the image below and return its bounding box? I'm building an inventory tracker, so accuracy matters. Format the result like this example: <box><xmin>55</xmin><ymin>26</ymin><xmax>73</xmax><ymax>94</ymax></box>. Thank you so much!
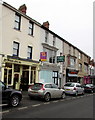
<box><xmin>1</xmin><ymin>93</ymin><xmax>95</xmax><ymax>119</ymax></box>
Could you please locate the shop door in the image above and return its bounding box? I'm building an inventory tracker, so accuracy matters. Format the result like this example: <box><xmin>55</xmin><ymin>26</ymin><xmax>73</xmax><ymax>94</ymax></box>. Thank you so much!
<box><xmin>13</xmin><ymin>73</ymin><xmax>20</xmax><ymax>90</ymax></box>
<box><xmin>21</xmin><ymin>71</ymin><xmax>29</xmax><ymax>91</ymax></box>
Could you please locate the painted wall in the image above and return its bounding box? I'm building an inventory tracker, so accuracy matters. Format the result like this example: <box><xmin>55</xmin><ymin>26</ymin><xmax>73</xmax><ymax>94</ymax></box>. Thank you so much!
<box><xmin>2</xmin><ymin>5</ymin><xmax>41</xmax><ymax>61</ymax></box>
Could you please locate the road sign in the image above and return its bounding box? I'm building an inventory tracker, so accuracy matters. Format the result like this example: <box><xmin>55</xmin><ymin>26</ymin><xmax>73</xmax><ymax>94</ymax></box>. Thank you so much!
<box><xmin>57</xmin><ymin>56</ymin><xmax>65</xmax><ymax>62</ymax></box>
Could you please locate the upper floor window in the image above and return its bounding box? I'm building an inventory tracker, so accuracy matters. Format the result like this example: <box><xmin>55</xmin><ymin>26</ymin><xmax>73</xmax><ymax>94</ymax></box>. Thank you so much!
<box><xmin>45</xmin><ymin>31</ymin><xmax>49</xmax><ymax>43</ymax></box>
<box><xmin>14</xmin><ymin>13</ymin><xmax>21</xmax><ymax>30</ymax></box>
<box><xmin>68</xmin><ymin>56</ymin><xmax>76</xmax><ymax>68</ymax></box>
<box><xmin>79</xmin><ymin>63</ymin><xmax>82</xmax><ymax>72</ymax></box>
<box><xmin>79</xmin><ymin>52</ymin><xmax>82</xmax><ymax>59</ymax></box>
<box><xmin>53</xmin><ymin>36</ymin><xmax>56</xmax><ymax>46</ymax></box>
<box><xmin>29</xmin><ymin>21</ymin><xmax>34</xmax><ymax>36</ymax></box>
<box><xmin>69</xmin><ymin>45</ymin><xmax>71</xmax><ymax>54</ymax></box>
<box><xmin>73</xmin><ymin>48</ymin><xmax>75</xmax><ymax>56</ymax></box>
<box><xmin>27</xmin><ymin>46</ymin><xmax>32</xmax><ymax>59</ymax></box>
<box><xmin>13</xmin><ymin>41</ymin><xmax>19</xmax><ymax>56</ymax></box>
<box><xmin>43</xmin><ymin>47</ymin><xmax>56</xmax><ymax>63</ymax></box>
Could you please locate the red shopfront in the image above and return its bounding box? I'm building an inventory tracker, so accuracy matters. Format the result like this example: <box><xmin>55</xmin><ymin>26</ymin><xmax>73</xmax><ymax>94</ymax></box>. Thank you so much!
<box><xmin>83</xmin><ymin>76</ymin><xmax>92</xmax><ymax>84</ymax></box>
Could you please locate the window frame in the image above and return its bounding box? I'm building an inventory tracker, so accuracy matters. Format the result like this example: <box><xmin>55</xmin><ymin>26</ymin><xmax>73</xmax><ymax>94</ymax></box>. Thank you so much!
<box><xmin>27</xmin><ymin>46</ymin><xmax>32</xmax><ymax>59</ymax></box>
<box><xmin>53</xmin><ymin>35</ymin><xmax>56</xmax><ymax>46</ymax></box>
<box><xmin>14</xmin><ymin>13</ymin><xmax>21</xmax><ymax>30</ymax></box>
<box><xmin>13</xmin><ymin>41</ymin><xmax>19</xmax><ymax>57</ymax></box>
<box><xmin>45</xmin><ymin>31</ymin><xmax>49</xmax><ymax>43</ymax></box>
<box><xmin>28</xmin><ymin>21</ymin><xmax>34</xmax><ymax>36</ymax></box>
<box><xmin>53</xmin><ymin>71</ymin><xmax>58</xmax><ymax>85</ymax></box>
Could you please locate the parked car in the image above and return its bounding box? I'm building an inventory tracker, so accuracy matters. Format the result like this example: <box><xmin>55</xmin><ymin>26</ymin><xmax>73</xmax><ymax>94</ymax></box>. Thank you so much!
<box><xmin>63</xmin><ymin>82</ymin><xmax>84</xmax><ymax>96</ymax></box>
<box><xmin>28</xmin><ymin>83</ymin><xmax>65</xmax><ymax>102</ymax></box>
<box><xmin>0</xmin><ymin>81</ymin><xmax>22</xmax><ymax>107</ymax></box>
<box><xmin>82</xmin><ymin>84</ymin><xmax>95</xmax><ymax>93</ymax></box>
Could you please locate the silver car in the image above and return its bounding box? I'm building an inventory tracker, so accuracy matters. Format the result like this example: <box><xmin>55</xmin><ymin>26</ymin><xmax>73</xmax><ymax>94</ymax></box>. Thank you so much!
<box><xmin>64</xmin><ymin>82</ymin><xmax>84</xmax><ymax>96</ymax></box>
<box><xmin>28</xmin><ymin>83</ymin><xmax>65</xmax><ymax>102</ymax></box>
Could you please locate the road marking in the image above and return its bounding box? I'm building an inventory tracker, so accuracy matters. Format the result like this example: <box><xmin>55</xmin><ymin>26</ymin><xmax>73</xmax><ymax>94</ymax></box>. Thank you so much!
<box><xmin>32</xmin><ymin>104</ymin><xmax>41</xmax><ymax>107</ymax></box>
<box><xmin>18</xmin><ymin>106</ymin><xmax>28</xmax><ymax>110</ymax></box>
<box><xmin>44</xmin><ymin>102</ymin><xmax>50</xmax><ymax>104</ymax></box>
<box><xmin>0</xmin><ymin>110</ymin><xmax>9</xmax><ymax>114</ymax></box>
<box><xmin>60</xmin><ymin>99</ymin><xmax>65</xmax><ymax>102</ymax></box>
<box><xmin>52</xmin><ymin>100</ymin><xmax>59</xmax><ymax>103</ymax></box>
<box><xmin>0</xmin><ymin>104</ymin><xmax>7</xmax><ymax>107</ymax></box>
<box><xmin>72</xmin><ymin>97</ymin><xmax>76</xmax><ymax>99</ymax></box>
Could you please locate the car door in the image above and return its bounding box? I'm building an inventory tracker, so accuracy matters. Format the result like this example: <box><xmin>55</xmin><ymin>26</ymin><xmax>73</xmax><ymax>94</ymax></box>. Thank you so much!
<box><xmin>0</xmin><ymin>81</ymin><xmax>11</xmax><ymax>103</ymax></box>
<box><xmin>51</xmin><ymin>84</ymin><xmax>61</xmax><ymax>98</ymax></box>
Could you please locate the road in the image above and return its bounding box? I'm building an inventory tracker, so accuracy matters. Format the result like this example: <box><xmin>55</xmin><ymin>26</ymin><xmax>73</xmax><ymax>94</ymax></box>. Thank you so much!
<box><xmin>1</xmin><ymin>93</ymin><xmax>95</xmax><ymax>119</ymax></box>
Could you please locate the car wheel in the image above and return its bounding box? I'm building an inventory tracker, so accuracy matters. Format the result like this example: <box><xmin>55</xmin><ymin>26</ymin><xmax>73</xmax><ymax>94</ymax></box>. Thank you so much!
<box><xmin>44</xmin><ymin>93</ymin><xmax>51</xmax><ymax>102</ymax></box>
<box><xmin>61</xmin><ymin>92</ymin><xmax>65</xmax><ymax>99</ymax></box>
<box><xmin>10</xmin><ymin>95</ymin><xmax>20</xmax><ymax>107</ymax></box>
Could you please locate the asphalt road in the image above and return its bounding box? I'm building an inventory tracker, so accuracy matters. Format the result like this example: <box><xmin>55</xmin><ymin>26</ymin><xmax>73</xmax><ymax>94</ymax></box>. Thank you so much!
<box><xmin>1</xmin><ymin>93</ymin><xmax>94</xmax><ymax>119</ymax></box>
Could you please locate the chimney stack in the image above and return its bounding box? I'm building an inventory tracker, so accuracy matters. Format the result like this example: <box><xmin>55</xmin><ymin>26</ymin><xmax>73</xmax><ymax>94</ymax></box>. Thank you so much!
<box><xmin>43</xmin><ymin>21</ymin><xmax>50</xmax><ymax>29</ymax></box>
<box><xmin>18</xmin><ymin>4</ymin><xmax>27</xmax><ymax>14</ymax></box>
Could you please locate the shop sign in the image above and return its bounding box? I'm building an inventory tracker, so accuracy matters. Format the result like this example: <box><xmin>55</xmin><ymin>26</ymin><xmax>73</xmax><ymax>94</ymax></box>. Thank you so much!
<box><xmin>57</xmin><ymin>56</ymin><xmax>65</xmax><ymax>62</ymax></box>
<box><xmin>40</xmin><ymin>52</ymin><xmax>47</xmax><ymax>61</ymax></box>
<box><xmin>4</xmin><ymin>58</ymin><xmax>21</xmax><ymax>64</ymax></box>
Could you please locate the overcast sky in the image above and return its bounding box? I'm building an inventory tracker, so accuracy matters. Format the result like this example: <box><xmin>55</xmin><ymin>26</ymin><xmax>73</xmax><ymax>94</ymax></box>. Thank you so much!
<box><xmin>3</xmin><ymin>0</ymin><xmax>94</xmax><ymax>58</ymax></box>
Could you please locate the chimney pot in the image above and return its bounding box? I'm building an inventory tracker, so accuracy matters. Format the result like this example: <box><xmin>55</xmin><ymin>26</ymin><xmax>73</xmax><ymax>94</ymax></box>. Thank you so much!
<box><xmin>18</xmin><ymin>4</ymin><xmax>27</xmax><ymax>14</ymax></box>
<box><xmin>43</xmin><ymin>21</ymin><xmax>49</xmax><ymax>29</ymax></box>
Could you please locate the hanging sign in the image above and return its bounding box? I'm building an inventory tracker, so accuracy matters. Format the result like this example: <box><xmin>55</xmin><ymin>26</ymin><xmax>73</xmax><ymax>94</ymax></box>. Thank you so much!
<box><xmin>40</xmin><ymin>52</ymin><xmax>47</xmax><ymax>61</ymax></box>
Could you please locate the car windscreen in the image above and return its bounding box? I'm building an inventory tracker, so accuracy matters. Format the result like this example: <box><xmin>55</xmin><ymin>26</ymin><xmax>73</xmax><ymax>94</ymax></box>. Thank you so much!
<box><xmin>64</xmin><ymin>83</ymin><xmax>75</xmax><ymax>87</ymax></box>
<box><xmin>31</xmin><ymin>83</ymin><xmax>43</xmax><ymax>90</ymax></box>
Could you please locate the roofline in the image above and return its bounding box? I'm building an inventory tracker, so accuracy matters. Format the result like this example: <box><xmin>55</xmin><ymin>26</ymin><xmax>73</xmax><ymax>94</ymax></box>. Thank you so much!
<box><xmin>3</xmin><ymin>1</ymin><xmax>91</xmax><ymax>59</ymax></box>
<box><xmin>41</xmin><ymin>26</ymin><xmax>91</xmax><ymax>58</ymax></box>
<box><xmin>3</xmin><ymin>2</ymin><xmax>41</xmax><ymax>27</ymax></box>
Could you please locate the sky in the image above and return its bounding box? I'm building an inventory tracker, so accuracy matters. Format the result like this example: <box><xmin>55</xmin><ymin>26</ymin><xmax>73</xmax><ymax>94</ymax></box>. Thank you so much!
<box><xmin>3</xmin><ymin>0</ymin><xmax>94</xmax><ymax>58</ymax></box>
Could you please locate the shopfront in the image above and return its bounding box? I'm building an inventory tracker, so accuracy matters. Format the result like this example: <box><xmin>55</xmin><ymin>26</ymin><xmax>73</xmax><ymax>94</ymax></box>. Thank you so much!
<box><xmin>39</xmin><ymin>62</ymin><xmax>60</xmax><ymax>86</ymax></box>
<box><xmin>2</xmin><ymin>56</ymin><xmax>39</xmax><ymax>91</ymax></box>
<box><xmin>66</xmin><ymin>69</ymin><xmax>79</xmax><ymax>83</ymax></box>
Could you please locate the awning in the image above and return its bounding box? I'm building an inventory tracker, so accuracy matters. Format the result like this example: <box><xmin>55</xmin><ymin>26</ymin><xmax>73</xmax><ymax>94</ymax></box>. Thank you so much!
<box><xmin>68</xmin><ymin>73</ymin><xmax>78</xmax><ymax>77</ymax></box>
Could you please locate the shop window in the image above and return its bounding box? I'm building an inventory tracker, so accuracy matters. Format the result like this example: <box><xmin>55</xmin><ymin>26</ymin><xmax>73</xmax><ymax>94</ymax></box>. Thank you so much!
<box><xmin>14</xmin><ymin>64</ymin><xmax>20</xmax><ymax>72</ymax></box>
<box><xmin>4</xmin><ymin>69</ymin><xmax>12</xmax><ymax>85</ymax></box>
<box><xmin>4</xmin><ymin>63</ymin><xmax>12</xmax><ymax>85</ymax></box>
<box><xmin>30</xmin><ymin>70</ymin><xmax>36</xmax><ymax>84</ymax></box>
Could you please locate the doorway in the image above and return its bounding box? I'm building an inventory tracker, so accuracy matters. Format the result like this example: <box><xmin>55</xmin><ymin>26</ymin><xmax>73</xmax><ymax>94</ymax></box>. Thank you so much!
<box><xmin>13</xmin><ymin>73</ymin><xmax>20</xmax><ymax>89</ymax></box>
<box><xmin>21</xmin><ymin>66</ymin><xmax>29</xmax><ymax>91</ymax></box>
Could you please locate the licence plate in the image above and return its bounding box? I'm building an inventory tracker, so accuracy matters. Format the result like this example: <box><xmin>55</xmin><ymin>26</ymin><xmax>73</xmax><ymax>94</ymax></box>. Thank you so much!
<box><xmin>65</xmin><ymin>89</ymin><xmax>70</xmax><ymax>91</ymax></box>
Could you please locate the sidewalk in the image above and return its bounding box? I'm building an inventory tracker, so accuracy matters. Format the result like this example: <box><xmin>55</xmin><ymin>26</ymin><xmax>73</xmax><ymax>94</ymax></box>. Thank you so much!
<box><xmin>21</xmin><ymin>91</ymin><xmax>28</xmax><ymax>97</ymax></box>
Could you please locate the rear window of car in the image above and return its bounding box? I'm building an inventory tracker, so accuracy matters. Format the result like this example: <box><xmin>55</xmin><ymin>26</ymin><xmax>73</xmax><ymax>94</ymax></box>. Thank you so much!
<box><xmin>31</xmin><ymin>83</ymin><xmax>43</xmax><ymax>90</ymax></box>
<box><xmin>86</xmin><ymin>84</ymin><xmax>93</xmax><ymax>87</ymax></box>
<box><xmin>64</xmin><ymin>83</ymin><xmax>75</xmax><ymax>87</ymax></box>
